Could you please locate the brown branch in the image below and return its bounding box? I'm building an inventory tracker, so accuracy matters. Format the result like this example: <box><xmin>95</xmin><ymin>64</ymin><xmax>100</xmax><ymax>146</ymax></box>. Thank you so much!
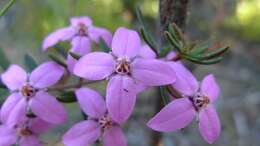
<box><xmin>149</xmin><ymin>1</ymin><xmax>190</xmax><ymax>146</ymax></box>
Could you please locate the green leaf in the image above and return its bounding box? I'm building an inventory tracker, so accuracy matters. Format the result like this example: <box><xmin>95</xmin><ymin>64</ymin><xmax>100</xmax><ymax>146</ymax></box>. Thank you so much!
<box><xmin>0</xmin><ymin>0</ymin><xmax>16</xmax><ymax>17</ymax></box>
<box><xmin>24</xmin><ymin>54</ymin><xmax>37</xmax><ymax>72</ymax></box>
<box><xmin>165</xmin><ymin>31</ymin><xmax>182</xmax><ymax>52</ymax></box>
<box><xmin>184</xmin><ymin>55</ymin><xmax>223</xmax><ymax>65</ymax></box>
<box><xmin>69</xmin><ymin>52</ymin><xmax>81</xmax><ymax>60</ymax></box>
<box><xmin>159</xmin><ymin>46</ymin><xmax>171</xmax><ymax>58</ymax></box>
<box><xmin>57</xmin><ymin>91</ymin><xmax>77</xmax><ymax>103</ymax></box>
<box><xmin>195</xmin><ymin>47</ymin><xmax>229</xmax><ymax>60</ymax></box>
<box><xmin>48</xmin><ymin>53</ymin><xmax>67</xmax><ymax>68</ymax></box>
<box><xmin>99</xmin><ymin>38</ymin><xmax>111</xmax><ymax>53</ymax></box>
<box><xmin>159</xmin><ymin>86</ymin><xmax>169</xmax><ymax>105</ymax></box>
<box><xmin>190</xmin><ymin>42</ymin><xmax>210</xmax><ymax>55</ymax></box>
<box><xmin>0</xmin><ymin>48</ymin><xmax>10</xmax><ymax>70</ymax></box>
<box><xmin>0</xmin><ymin>88</ymin><xmax>8</xmax><ymax>104</ymax></box>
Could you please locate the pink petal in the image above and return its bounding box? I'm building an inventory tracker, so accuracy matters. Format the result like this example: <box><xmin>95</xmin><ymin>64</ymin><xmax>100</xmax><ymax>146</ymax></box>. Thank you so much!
<box><xmin>103</xmin><ymin>126</ymin><xmax>127</xmax><ymax>146</ymax></box>
<box><xmin>106</xmin><ymin>75</ymin><xmax>137</xmax><ymax>124</ymax></box>
<box><xmin>30</xmin><ymin>91</ymin><xmax>67</xmax><ymax>124</ymax></box>
<box><xmin>42</xmin><ymin>27</ymin><xmax>76</xmax><ymax>50</ymax></box>
<box><xmin>112</xmin><ymin>27</ymin><xmax>141</xmax><ymax>58</ymax></box>
<box><xmin>169</xmin><ymin>62</ymin><xmax>199</xmax><ymax>96</ymax></box>
<box><xmin>20</xmin><ymin>136</ymin><xmax>42</xmax><ymax>146</ymax></box>
<box><xmin>29</xmin><ymin>61</ymin><xmax>64</xmax><ymax>88</ymax></box>
<box><xmin>70</xmin><ymin>16</ymin><xmax>92</xmax><ymax>27</ymax></box>
<box><xmin>1</xmin><ymin>65</ymin><xmax>27</xmax><ymax>91</ymax></box>
<box><xmin>199</xmin><ymin>104</ymin><xmax>221</xmax><ymax>144</ymax></box>
<box><xmin>63</xmin><ymin>120</ymin><xmax>100</xmax><ymax>146</ymax></box>
<box><xmin>165</xmin><ymin>51</ymin><xmax>178</xmax><ymax>61</ymax></box>
<box><xmin>147</xmin><ymin>97</ymin><xmax>196</xmax><ymax>132</ymax></box>
<box><xmin>74</xmin><ymin>52</ymin><xmax>115</xmax><ymax>80</ymax></box>
<box><xmin>75</xmin><ymin>87</ymin><xmax>106</xmax><ymax>119</ymax></box>
<box><xmin>29</xmin><ymin>118</ymin><xmax>53</xmax><ymax>134</ymax></box>
<box><xmin>0</xmin><ymin>93</ymin><xmax>23</xmax><ymax>123</ymax></box>
<box><xmin>67</xmin><ymin>36</ymin><xmax>92</xmax><ymax>72</ymax></box>
<box><xmin>201</xmin><ymin>74</ymin><xmax>220</xmax><ymax>103</ymax></box>
<box><xmin>137</xmin><ymin>45</ymin><xmax>156</xmax><ymax>59</ymax></box>
<box><xmin>132</xmin><ymin>58</ymin><xmax>176</xmax><ymax>86</ymax></box>
<box><xmin>6</xmin><ymin>98</ymin><xmax>27</xmax><ymax>127</ymax></box>
<box><xmin>88</xmin><ymin>26</ymin><xmax>112</xmax><ymax>46</ymax></box>
<box><xmin>0</xmin><ymin>125</ymin><xmax>17</xmax><ymax>146</ymax></box>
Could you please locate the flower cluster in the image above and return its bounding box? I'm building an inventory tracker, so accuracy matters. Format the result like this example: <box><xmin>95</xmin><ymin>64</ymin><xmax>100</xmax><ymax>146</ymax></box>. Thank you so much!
<box><xmin>0</xmin><ymin>16</ymin><xmax>221</xmax><ymax>146</ymax></box>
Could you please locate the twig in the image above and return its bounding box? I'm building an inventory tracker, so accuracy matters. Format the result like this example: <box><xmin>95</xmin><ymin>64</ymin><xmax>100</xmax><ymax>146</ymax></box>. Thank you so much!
<box><xmin>0</xmin><ymin>0</ymin><xmax>16</xmax><ymax>17</ymax></box>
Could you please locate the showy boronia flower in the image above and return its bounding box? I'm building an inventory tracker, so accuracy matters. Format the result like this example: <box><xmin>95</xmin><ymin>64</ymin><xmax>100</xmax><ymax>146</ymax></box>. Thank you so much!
<box><xmin>0</xmin><ymin>62</ymin><xmax>67</xmax><ymax>126</ymax></box>
<box><xmin>148</xmin><ymin>66</ymin><xmax>221</xmax><ymax>144</ymax></box>
<box><xmin>42</xmin><ymin>16</ymin><xmax>112</xmax><ymax>72</ymax></box>
<box><xmin>0</xmin><ymin>116</ymin><xmax>52</xmax><ymax>146</ymax></box>
<box><xmin>74</xmin><ymin>27</ymin><xmax>176</xmax><ymax>124</ymax></box>
<box><xmin>63</xmin><ymin>87</ymin><xmax>127</xmax><ymax>146</ymax></box>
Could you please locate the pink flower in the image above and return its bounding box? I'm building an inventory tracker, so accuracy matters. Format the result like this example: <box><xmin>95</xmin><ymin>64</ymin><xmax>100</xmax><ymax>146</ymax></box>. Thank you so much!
<box><xmin>63</xmin><ymin>87</ymin><xmax>127</xmax><ymax>146</ymax></box>
<box><xmin>0</xmin><ymin>117</ymin><xmax>51</xmax><ymax>146</ymax></box>
<box><xmin>147</xmin><ymin>74</ymin><xmax>221</xmax><ymax>144</ymax></box>
<box><xmin>0</xmin><ymin>62</ymin><xmax>67</xmax><ymax>126</ymax></box>
<box><xmin>42</xmin><ymin>16</ymin><xmax>112</xmax><ymax>72</ymax></box>
<box><xmin>74</xmin><ymin>27</ymin><xmax>176</xmax><ymax>124</ymax></box>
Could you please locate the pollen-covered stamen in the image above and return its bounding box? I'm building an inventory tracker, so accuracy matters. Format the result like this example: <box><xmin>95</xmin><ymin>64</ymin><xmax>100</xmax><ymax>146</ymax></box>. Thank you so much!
<box><xmin>115</xmin><ymin>57</ymin><xmax>131</xmax><ymax>75</ymax></box>
<box><xmin>98</xmin><ymin>115</ymin><xmax>113</xmax><ymax>130</ymax></box>
<box><xmin>77</xmin><ymin>23</ymin><xmax>88</xmax><ymax>36</ymax></box>
<box><xmin>21</xmin><ymin>84</ymin><xmax>37</xmax><ymax>99</ymax></box>
<box><xmin>17</xmin><ymin>127</ymin><xmax>33</xmax><ymax>136</ymax></box>
<box><xmin>192</xmin><ymin>92</ymin><xmax>210</xmax><ymax>111</ymax></box>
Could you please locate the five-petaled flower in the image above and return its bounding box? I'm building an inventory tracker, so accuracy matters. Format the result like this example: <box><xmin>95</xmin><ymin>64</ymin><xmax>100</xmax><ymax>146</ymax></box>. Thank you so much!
<box><xmin>0</xmin><ymin>117</ymin><xmax>52</xmax><ymax>146</ymax></box>
<box><xmin>0</xmin><ymin>62</ymin><xmax>67</xmax><ymax>126</ymax></box>
<box><xmin>73</xmin><ymin>27</ymin><xmax>176</xmax><ymax>124</ymax></box>
<box><xmin>63</xmin><ymin>87</ymin><xmax>127</xmax><ymax>146</ymax></box>
<box><xmin>42</xmin><ymin>16</ymin><xmax>112</xmax><ymax>72</ymax></box>
<box><xmin>148</xmin><ymin>69</ymin><xmax>221</xmax><ymax>144</ymax></box>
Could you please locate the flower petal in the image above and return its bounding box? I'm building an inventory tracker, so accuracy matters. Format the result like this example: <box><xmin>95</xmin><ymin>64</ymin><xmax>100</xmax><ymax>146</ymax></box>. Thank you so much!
<box><xmin>70</xmin><ymin>16</ymin><xmax>92</xmax><ymax>27</ymax></box>
<box><xmin>169</xmin><ymin>61</ymin><xmax>199</xmax><ymax>96</ymax></box>
<box><xmin>132</xmin><ymin>58</ymin><xmax>176</xmax><ymax>86</ymax></box>
<box><xmin>30</xmin><ymin>91</ymin><xmax>67</xmax><ymax>124</ymax></box>
<box><xmin>137</xmin><ymin>45</ymin><xmax>156</xmax><ymax>59</ymax></box>
<box><xmin>67</xmin><ymin>36</ymin><xmax>92</xmax><ymax>72</ymax></box>
<box><xmin>0</xmin><ymin>125</ymin><xmax>17</xmax><ymax>146</ymax></box>
<box><xmin>103</xmin><ymin>126</ymin><xmax>127</xmax><ymax>146</ymax></box>
<box><xmin>29</xmin><ymin>118</ymin><xmax>53</xmax><ymax>134</ymax></box>
<box><xmin>147</xmin><ymin>98</ymin><xmax>196</xmax><ymax>132</ymax></box>
<box><xmin>0</xmin><ymin>93</ymin><xmax>23</xmax><ymax>123</ymax></box>
<box><xmin>1</xmin><ymin>64</ymin><xmax>27</xmax><ymax>91</ymax></box>
<box><xmin>201</xmin><ymin>74</ymin><xmax>220</xmax><ymax>103</ymax></box>
<box><xmin>165</xmin><ymin>51</ymin><xmax>178</xmax><ymax>61</ymax></box>
<box><xmin>106</xmin><ymin>75</ymin><xmax>137</xmax><ymax>124</ymax></box>
<box><xmin>30</xmin><ymin>61</ymin><xmax>64</xmax><ymax>88</ymax></box>
<box><xmin>63</xmin><ymin>120</ymin><xmax>100</xmax><ymax>146</ymax></box>
<box><xmin>112</xmin><ymin>27</ymin><xmax>141</xmax><ymax>58</ymax></box>
<box><xmin>6</xmin><ymin>98</ymin><xmax>27</xmax><ymax>127</ymax></box>
<box><xmin>89</xmin><ymin>26</ymin><xmax>112</xmax><ymax>46</ymax></box>
<box><xmin>199</xmin><ymin>104</ymin><xmax>221</xmax><ymax>144</ymax></box>
<box><xmin>20</xmin><ymin>136</ymin><xmax>42</xmax><ymax>146</ymax></box>
<box><xmin>75</xmin><ymin>87</ymin><xmax>106</xmax><ymax>118</ymax></box>
<box><xmin>74</xmin><ymin>52</ymin><xmax>115</xmax><ymax>80</ymax></box>
<box><xmin>42</xmin><ymin>27</ymin><xmax>76</xmax><ymax>50</ymax></box>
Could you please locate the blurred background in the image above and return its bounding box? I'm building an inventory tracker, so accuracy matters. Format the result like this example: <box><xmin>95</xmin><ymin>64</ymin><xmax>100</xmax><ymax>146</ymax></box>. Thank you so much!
<box><xmin>0</xmin><ymin>0</ymin><xmax>260</xmax><ymax>146</ymax></box>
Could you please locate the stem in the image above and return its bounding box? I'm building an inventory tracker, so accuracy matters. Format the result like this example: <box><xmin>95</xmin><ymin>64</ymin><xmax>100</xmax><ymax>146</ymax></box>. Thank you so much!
<box><xmin>149</xmin><ymin>0</ymin><xmax>190</xmax><ymax>146</ymax></box>
<box><xmin>48</xmin><ymin>80</ymin><xmax>101</xmax><ymax>91</ymax></box>
<box><xmin>0</xmin><ymin>0</ymin><xmax>16</xmax><ymax>17</ymax></box>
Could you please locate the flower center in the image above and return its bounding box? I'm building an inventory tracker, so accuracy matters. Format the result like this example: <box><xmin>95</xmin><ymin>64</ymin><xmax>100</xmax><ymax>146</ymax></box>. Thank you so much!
<box><xmin>115</xmin><ymin>58</ymin><xmax>131</xmax><ymax>75</ymax></box>
<box><xmin>21</xmin><ymin>84</ymin><xmax>37</xmax><ymax>99</ymax></box>
<box><xmin>77</xmin><ymin>23</ymin><xmax>88</xmax><ymax>36</ymax></box>
<box><xmin>192</xmin><ymin>92</ymin><xmax>210</xmax><ymax>111</ymax></box>
<box><xmin>98</xmin><ymin>115</ymin><xmax>113</xmax><ymax>130</ymax></box>
<box><xmin>18</xmin><ymin>128</ymin><xmax>33</xmax><ymax>136</ymax></box>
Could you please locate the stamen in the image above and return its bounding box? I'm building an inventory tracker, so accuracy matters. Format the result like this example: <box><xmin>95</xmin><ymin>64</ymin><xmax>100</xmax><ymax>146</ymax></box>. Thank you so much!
<box><xmin>115</xmin><ymin>57</ymin><xmax>131</xmax><ymax>75</ymax></box>
<box><xmin>77</xmin><ymin>23</ymin><xmax>88</xmax><ymax>36</ymax></box>
<box><xmin>192</xmin><ymin>92</ymin><xmax>210</xmax><ymax>111</ymax></box>
<box><xmin>98</xmin><ymin>115</ymin><xmax>113</xmax><ymax>130</ymax></box>
<box><xmin>21</xmin><ymin>84</ymin><xmax>37</xmax><ymax>99</ymax></box>
<box><xmin>18</xmin><ymin>128</ymin><xmax>33</xmax><ymax>136</ymax></box>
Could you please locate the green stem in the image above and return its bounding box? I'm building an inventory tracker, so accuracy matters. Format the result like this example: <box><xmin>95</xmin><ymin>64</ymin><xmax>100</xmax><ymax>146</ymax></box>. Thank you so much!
<box><xmin>48</xmin><ymin>80</ymin><xmax>101</xmax><ymax>91</ymax></box>
<box><xmin>0</xmin><ymin>0</ymin><xmax>17</xmax><ymax>17</ymax></box>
